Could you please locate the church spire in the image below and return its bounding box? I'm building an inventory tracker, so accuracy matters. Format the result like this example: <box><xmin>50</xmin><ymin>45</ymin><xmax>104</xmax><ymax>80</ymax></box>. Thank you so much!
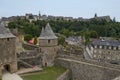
<box><xmin>39</xmin><ymin>11</ymin><xmax>41</xmax><ymax>19</ymax></box>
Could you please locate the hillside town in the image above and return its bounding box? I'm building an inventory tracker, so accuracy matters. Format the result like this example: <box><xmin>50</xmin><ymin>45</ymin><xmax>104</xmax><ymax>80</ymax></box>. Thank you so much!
<box><xmin>0</xmin><ymin>11</ymin><xmax>120</xmax><ymax>80</ymax></box>
<box><xmin>0</xmin><ymin>12</ymin><xmax>111</xmax><ymax>27</ymax></box>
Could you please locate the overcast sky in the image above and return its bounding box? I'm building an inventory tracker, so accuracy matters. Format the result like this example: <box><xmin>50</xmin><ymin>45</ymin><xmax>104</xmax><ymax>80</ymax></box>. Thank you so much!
<box><xmin>0</xmin><ymin>0</ymin><xmax>120</xmax><ymax>21</ymax></box>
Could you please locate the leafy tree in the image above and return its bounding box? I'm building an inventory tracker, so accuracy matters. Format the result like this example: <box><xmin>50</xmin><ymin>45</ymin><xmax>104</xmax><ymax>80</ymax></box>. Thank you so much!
<box><xmin>58</xmin><ymin>35</ymin><xmax>66</xmax><ymax>45</ymax></box>
<box><xmin>8</xmin><ymin>22</ymin><xmax>16</xmax><ymax>28</ymax></box>
<box><xmin>8</xmin><ymin>18</ymin><xmax>120</xmax><ymax>40</ymax></box>
<box><xmin>29</xmin><ymin>15</ymin><xmax>33</xmax><ymax>19</ymax></box>
<box><xmin>84</xmin><ymin>31</ymin><xmax>90</xmax><ymax>46</ymax></box>
<box><xmin>24</xmin><ymin>34</ymin><xmax>32</xmax><ymax>42</ymax></box>
<box><xmin>90</xmin><ymin>30</ymin><xmax>98</xmax><ymax>38</ymax></box>
<box><xmin>34</xmin><ymin>36</ymin><xmax>37</xmax><ymax>45</ymax></box>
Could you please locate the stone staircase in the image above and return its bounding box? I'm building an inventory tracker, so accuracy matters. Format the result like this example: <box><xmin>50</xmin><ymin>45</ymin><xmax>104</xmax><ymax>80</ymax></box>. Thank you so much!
<box><xmin>18</xmin><ymin>59</ymin><xmax>33</xmax><ymax>68</ymax></box>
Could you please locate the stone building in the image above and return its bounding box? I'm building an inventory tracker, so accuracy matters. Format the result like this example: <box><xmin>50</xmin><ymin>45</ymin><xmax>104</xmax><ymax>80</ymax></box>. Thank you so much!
<box><xmin>89</xmin><ymin>39</ymin><xmax>120</xmax><ymax>64</ymax></box>
<box><xmin>39</xmin><ymin>23</ymin><xmax>58</xmax><ymax>66</ymax></box>
<box><xmin>93</xmin><ymin>14</ymin><xmax>111</xmax><ymax>22</ymax></box>
<box><xmin>0</xmin><ymin>24</ymin><xmax>17</xmax><ymax>75</ymax></box>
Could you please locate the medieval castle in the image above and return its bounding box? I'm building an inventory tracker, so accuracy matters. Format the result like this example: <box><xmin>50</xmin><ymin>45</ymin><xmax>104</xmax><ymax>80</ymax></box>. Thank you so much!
<box><xmin>0</xmin><ymin>23</ymin><xmax>58</xmax><ymax>75</ymax></box>
<box><xmin>0</xmin><ymin>22</ymin><xmax>120</xmax><ymax>80</ymax></box>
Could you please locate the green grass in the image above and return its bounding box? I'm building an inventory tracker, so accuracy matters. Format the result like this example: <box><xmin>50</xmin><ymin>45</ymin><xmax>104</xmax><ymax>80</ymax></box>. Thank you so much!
<box><xmin>22</xmin><ymin>66</ymin><xmax>66</xmax><ymax>80</ymax></box>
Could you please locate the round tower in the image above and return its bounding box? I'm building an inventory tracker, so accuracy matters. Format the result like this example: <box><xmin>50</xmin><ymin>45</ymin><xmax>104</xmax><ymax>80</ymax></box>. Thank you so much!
<box><xmin>0</xmin><ymin>24</ymin><xmax>17</xmax><ymax>75</ymax></box>
<box><xmin>39</xmin><ymin>23</ymin><xmax>58</xmax><ymax>67</ymax></box>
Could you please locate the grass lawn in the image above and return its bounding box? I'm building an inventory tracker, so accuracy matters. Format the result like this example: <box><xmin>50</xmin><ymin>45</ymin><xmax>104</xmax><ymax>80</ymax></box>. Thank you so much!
<box><xmin>22</xmin><ymin>66</ymin><xmax>66</xmax><ymax>80</ymax></box>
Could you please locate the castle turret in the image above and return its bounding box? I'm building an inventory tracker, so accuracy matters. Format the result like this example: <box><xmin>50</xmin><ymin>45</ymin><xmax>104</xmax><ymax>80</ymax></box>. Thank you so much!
<box><xmin>39</xmin><ymin>23</ymin><xmax>58</xmax><ymax>66</ymax></box>
<box><xmin>0</xmin><ymin>24</ymin><xmax>17</xmax><ymax>75</ymax></box>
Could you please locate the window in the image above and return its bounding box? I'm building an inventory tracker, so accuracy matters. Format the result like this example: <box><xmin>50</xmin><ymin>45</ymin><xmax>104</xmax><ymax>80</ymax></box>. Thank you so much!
<box><xmin>7</xmin><ymin>38</ymin><xmax>10</xmax><ymax>41</ymax></box>
<box><xmin>118</xmin><ymin>46</ymin><xmax>120</xmax><ymax>50</ymax></box>
<box><xmin>109</xmin><ymin>46</ymin><xmax>111</xmax><ymax>49</ymax></box>
<box><xmin>104</xmin><ymin>46</ymin><xmax>107</xmax><ymax>49</ymax></box>
<box><xmin>108</xmin><ymin>51</ymin><xmax>110</xmax><ymax>54</ymax></box>
<box><xmin>48</xmin><ymin>40</ymin><xmax>51</xmax><ymax>44</ymax></box>
<box><xmin>99</xmin><ymin>46</ymin><xmax>102</xmax><ymax>49</ymax></box>
<box><xmin>94</xmin><ymin>45</ymin><xmax>97</xmax><ymax>48</ymax></box>
<box><xmin>113</xmin><ymin>47</ymin><xmax>116</xmax><ymax>50</ymax></box>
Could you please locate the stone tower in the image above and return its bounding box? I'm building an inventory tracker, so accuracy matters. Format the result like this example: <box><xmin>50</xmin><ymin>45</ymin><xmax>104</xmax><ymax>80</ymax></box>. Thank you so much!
<box><xmin>0</xmin><ymin>24</ymin><xmax>17</xmax><ymax>75</ymax></box>
<box><xmin>39</xmin><ymin>23</ymin><xmax>58</xmax><ymax>67</ymax></box>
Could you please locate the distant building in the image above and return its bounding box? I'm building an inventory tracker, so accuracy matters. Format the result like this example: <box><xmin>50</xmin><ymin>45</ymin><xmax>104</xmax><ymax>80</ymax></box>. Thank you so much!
<box><xmin>65</xmin><ymin>36</ymin><xmax>83</xmax><ymax>46</ymax></box>
<box><xmin>91</xmin><ymin>14</ymin><xmax>111</xmax><ymax>22</ymax></box>
<box><xmin>39</xmin><ymin>23</ymin><xmax>58</xmax><ymax>66</ymax></box>
<box><xmin>88</xmin><ymin>39</ymin><xmax>120</xmax><ymax>64</ymax></box>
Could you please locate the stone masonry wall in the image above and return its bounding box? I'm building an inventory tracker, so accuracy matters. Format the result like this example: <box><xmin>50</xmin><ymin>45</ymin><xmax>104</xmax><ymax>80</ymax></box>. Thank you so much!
<box><xmin>55</xmin><ymin>58</ymin><xmax>120</xmax><ymax>80</ymax></box>
<box><xmin>23</xmin><ymin>43</ymin><xmax>39</xmax><ymax>50</ymax></box>
<box><xmin>56</xmin><ymin>70</ymin><xmax>71</xmax><ymax>80</ymax></box>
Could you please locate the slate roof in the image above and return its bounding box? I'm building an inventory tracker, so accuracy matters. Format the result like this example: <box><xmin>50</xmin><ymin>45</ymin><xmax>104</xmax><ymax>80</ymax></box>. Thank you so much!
<box><xmin>0</xmin><ymin>24</ymin><xmax>16</xmax><ymax>38</ymax></box>
<box><xmin>39</xmin><ymin>23</ymin><xmax>57</xmax><ymax>39</ymax></box>
<box><xmin>92</xmin><ymin>39</ymin><xmax>120</xmax><ymax>47</ymax></box>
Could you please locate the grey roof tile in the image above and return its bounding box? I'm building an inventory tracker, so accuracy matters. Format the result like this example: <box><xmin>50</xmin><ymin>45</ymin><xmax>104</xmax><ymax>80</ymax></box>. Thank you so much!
<box><xmin>0</xmin><ymin>24</ymin><xmax>16</xmax><ymax>38</ymax></box>
<box><xmin>92</xmin><ymin>39</ymin><xmax>120</xmax><ymax>47</ymax></box>
<box><xmin>39</xmin><ymin>23</ymin><xmax>57</xmax><ymax>39</ymax></box>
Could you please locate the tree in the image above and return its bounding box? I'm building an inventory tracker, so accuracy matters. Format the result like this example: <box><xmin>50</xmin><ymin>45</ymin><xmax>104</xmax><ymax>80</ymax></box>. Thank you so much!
<box><xmin>8</xmin><ymin>22</ymin><xmax>16</xmax><ymax>29</ymax></box>
<box><xmin>60</xmin><ymin>29</ymin><xmax>70</xmax><ymax>37</ymax></box>
<box><xmin>24</xmin><ymin>34</ymin><xmax>32</xmax><ymax>42</ymax></box>
<box><xmin>90</xmin><ymin>30</ymin><xmax>98</xmax><ymax>38</ymax></box>
<box><xmin>84</xmin><ymin>31</ymin><xmax>90</xmax><ymax>46</ymax></box>
<box><xmin>58</xmin><ymin>35</ymin><xmax>66</xmax><ymax>45</ymax></box>
<box><xmin>29</xmin><ymin>15</ymin><xmax>33</xmax><ymax>19</ymax></box>
<box><xmin>34</xmin><ymin>36</ymin><xmax>37</xmax><ymax>45</ymax></box>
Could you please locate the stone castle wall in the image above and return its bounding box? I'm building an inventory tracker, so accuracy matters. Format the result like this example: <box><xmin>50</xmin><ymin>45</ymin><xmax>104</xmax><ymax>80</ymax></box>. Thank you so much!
<box><xmin>39</xmin><ymin>39</ymin><xmax>58</xmax><ymax>47</ymax></box>
<box><xmin>56</xmin><ymin>70</ymin><xmax>71</xmax><ymax>80</ymax></box>
<box><xmin>23</xmin><ymin>43</ymin><xmax>39</xmax><ymax>50</ymax></box>
<box><xmin>0</xmin><ymin>38</ymin><xmax>17</xmax><ymax>75</ymax></box>
<box><xmin>55</xmin><ymin>57</ymin><xmax>120</xmax><ymax>80</ymax></box>
<box><xmin>40</xmin><ymin>46</ymin><xmax>58</xmax><ymax>66</ymax></box>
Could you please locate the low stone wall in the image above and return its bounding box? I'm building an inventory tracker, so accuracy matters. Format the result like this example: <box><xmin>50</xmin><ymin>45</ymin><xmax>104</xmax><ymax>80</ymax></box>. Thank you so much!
<box><xmin>56</xmin><ymin>70</ymin><xmax>70</xmax><ymax>80</ymax></box>
<box><xmin>23</xmin><ymin>43</ymin><xmax>39</xmax><ymax>50</ymax></box>
<box><xmin>56</xmin><ymin>53</ymin><xmax>120</xmax><ymax>70</ymax></box>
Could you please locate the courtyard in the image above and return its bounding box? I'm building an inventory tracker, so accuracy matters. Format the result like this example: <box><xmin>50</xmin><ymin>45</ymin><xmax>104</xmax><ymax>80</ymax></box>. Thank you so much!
<box><xmin>21</xmin><ymin>66</ymin><xmax>66</xmax><ymax>80</ymax></box>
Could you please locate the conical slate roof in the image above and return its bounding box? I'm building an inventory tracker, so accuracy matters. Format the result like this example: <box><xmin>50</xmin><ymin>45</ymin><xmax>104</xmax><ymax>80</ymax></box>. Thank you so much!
<box><xmin>39</xmin><ymin>23</ymin><xmax>57</xmax><ymax>39</ymax></box>
<box><xmin>40</xmin><ymin>27</ymin><xmax>45</xmax><ymax>37</ymax></box>
<box><xmin>0</xmin><ymin>24</ymin><xmax>16</xmax><ymax>38</ymax></box>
